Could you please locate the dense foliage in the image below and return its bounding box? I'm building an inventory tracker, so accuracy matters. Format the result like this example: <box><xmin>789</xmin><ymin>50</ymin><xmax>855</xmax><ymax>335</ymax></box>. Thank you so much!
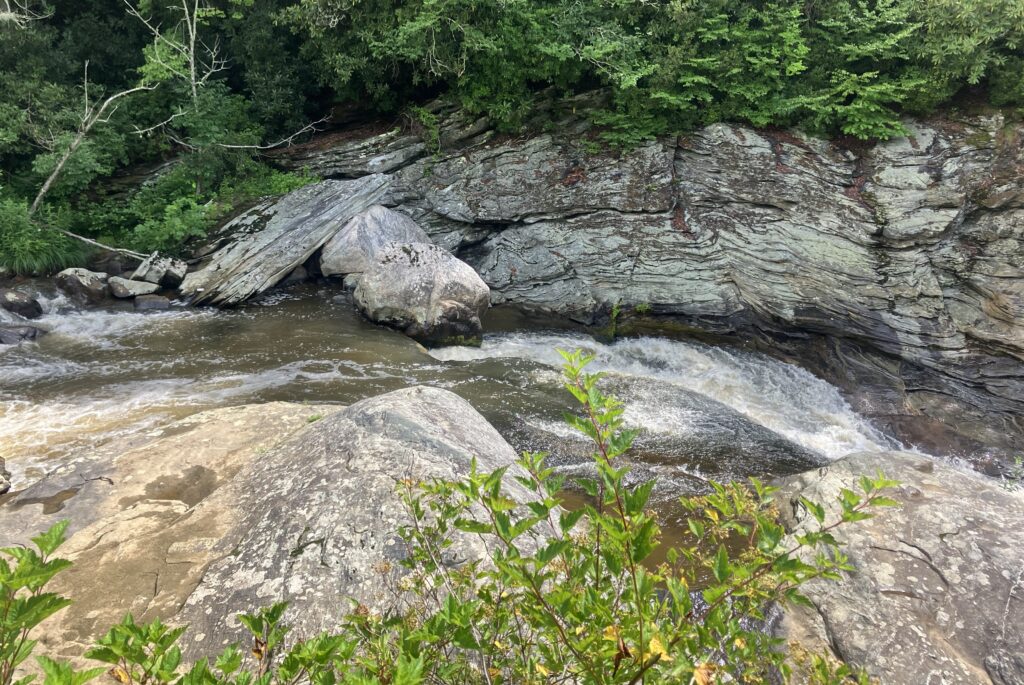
<box><xmin>1</xmin><ymin>351</ymin><xmax>898</xmax><ymax>684</ymax></box>
<box><xmin>1</xmin><ymin>0</ymin><xmax>1022</xmax><ymax>272</ymax></box>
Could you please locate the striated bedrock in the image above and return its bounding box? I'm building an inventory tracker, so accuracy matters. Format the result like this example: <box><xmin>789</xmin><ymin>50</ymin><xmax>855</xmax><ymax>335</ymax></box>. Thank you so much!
<box><xmin>777</xmin><ymin>452</ymin><xmax>1024</xmax><ymax>685</ymax></box>
<box><xmin>0</xmin><ymin>388</ymin><xmax>543</xmax><ymax>664</ymax></box>
<box><xmin>274</xmin><ymin>111</ymin><xmax>1024</xmax><ymax>456</ymax></box>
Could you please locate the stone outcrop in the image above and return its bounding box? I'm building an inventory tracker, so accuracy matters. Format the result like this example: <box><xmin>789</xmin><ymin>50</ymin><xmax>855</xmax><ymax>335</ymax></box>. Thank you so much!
<box><xmin>0</xmin><ymin>288</ymin><xmax>43</xmax><ymax>319</ymax></box>
<box><xmin>267</xmin><ymin>109</ymin><xmax>1024</xmax><ymax>457</ymax></box>
<box><xmin>55</xmin><ymin>268</ymin><xmax>108</xmax><ymax>303</ymax></box>
<box><xmin>108</xmin><ymin>276</ymin><xmax>161</xmax><ymax>299</ymax></box>
<box><xmin>777</xmin><ymin>451</ymin><xmax>1024</xmax><ymax>685</ymax></box>
<box><xmin>0</xmin><ymin>387</ymin><xmax>536</xmax><ymax>661</ymax></box>
<box><xmin>180</xmin><ymin>175</ymin><xmax>390</xmax><ymax>306</ymax></box>
<box><xmin>319</xmin><ymin>204</ymin><xmax>431</xmax><ymax>277</ymax></box>
<box><xmin>354</xmin><ymin>242</ymin><xmax>490</xmax><ymax>345</ymax></box>
<box><xmin>130</xmin><ymin>253</ymin><xmax>188</xmax><ymax>288</ymax></box>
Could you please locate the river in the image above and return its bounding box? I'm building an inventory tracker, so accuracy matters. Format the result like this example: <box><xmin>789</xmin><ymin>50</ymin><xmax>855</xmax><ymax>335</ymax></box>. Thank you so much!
<box><xmin>0</xmin><ymin>281</ymin><xmax>908</xmax><ymax>520</ymax></box>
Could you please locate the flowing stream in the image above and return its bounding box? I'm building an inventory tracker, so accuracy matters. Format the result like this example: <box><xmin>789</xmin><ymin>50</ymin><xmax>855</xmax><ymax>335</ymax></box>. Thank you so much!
<box><xmin>1</xmin><ymin>283</ymin><xmax>905</xmax><ymax>522</ymax></box>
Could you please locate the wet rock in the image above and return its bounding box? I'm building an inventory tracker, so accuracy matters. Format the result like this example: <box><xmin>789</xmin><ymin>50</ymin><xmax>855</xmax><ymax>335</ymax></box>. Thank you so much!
<box><xmin>777</xmin><ymin>451</ymin><xmax>1024</xmax><ymax>685</ymax></box>
<box><xmin>134</xmin><ymin>294</ymin><xmax>170</xmax><ymax>310</ymax></box>
<box><xmin>281</xmin><ymin>264</ymin><xmax>308</xmax><ymax>285</ymax></box>
<box><xmin>0</xmin><ymin>288</ymin><xmax>43</xmax><ymax>319</ymax></box>
<box><xmin>0</xmin><ymin>324</ymin><xmax>44</xmax><ymax>345</ymax></box>
<box><xmin>354</xmin><ymin>242</ymin><xmax>490</xmax><ymax>345</ymax></box>
<box><xmin>108</xmin><ymin>277</ymin><xmax>160</xmax><ymax>299</ymax></box>
<box><xmin>180</xmin><ymin>175</ymin><xmax>390</xmax><ymax>306</ymax></box>
<box><xmin>55</xmin><ymin>268</ymin><xmax>108</xmax><ymax>303</ymax></box>
<box><xmin>320</xmin><ymin>204</ymin><xmax>431</xmax><ymax>277</ymax></box>
<box><xmin>0</xmin><ymin>389</ymin><xmax>542</xmax><ymax>661</ymax></box>
<box><xmin>130</xmin><ymin>253</ymin><xmax>188</xmax><ymax>288</ymax></box>
<box><xmin>0</xmin><ymin>457</ymin><xmax>9</xmax><ymax>495</ymax></box>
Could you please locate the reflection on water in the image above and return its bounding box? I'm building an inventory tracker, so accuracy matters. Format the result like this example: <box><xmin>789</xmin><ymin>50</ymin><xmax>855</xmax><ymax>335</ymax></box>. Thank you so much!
<box><xmin>1</xmin><ymin>284</ymin><xmax>902</xmax><ymax>504</ymax></box>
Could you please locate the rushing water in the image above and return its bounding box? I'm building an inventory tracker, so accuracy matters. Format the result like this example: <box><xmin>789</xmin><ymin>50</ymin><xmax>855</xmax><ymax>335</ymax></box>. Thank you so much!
<box><xmin>0</xmin><ymin>282</ymin><xmax>905</xmax><ymax>509</ymax></box>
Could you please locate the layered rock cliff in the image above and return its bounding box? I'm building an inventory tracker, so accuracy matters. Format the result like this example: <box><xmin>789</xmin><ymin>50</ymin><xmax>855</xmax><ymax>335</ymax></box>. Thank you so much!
<box><xmin>272</xmin><ymin>107</ymin><xmax>1024</xmax><ymax>459</ymax></box>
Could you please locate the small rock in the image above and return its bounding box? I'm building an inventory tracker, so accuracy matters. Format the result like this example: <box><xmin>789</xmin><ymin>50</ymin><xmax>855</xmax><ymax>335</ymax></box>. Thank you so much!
<box><xmin>0</xmin><ymin>289</ymin><xmax>43</xmax><ymax>319</ymax></box>
<box><xmin>131</xmin><ymin>254</ymin><xmax>188</xmax><ymax>288</ymax></box>
<box><xmin>134</xmin><ymin>294</ymin><xmax>170</xmax><ymax>311</ymax></box>
<box><xmin>0</xmin><ymin>324</ymin><xmax>45</xmax><ymax>345</ymax></box>
<box><xmin>320</xmin><ymin>205</ymin><xmax>431</xmax><ymax>277</ymax></box>
<box><xmin>108</xmin><ymin>277</ymin><xmax>161</xmax><ymax>299</ymax></box>
<box><xmin>354</xmin><ymin>242</ymin><xmax>489</xmax><ymax>346</ymax></box>
<box><xmin>0</xmin><ymin>457</ymin><xmax>9</xmax><ymax>495</ymax></box>
<box><xmin>55</xmin><ymin>268</ymin><xmax>109</xmax><ymax>303</ymax></box>
<box><xmin>282</xmin><ymin>265</ymin><xmax>308</xmax><ymax>285</ymax></box>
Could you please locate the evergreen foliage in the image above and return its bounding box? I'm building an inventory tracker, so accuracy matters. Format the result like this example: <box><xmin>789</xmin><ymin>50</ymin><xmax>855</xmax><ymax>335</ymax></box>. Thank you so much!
<box><xmin>0</xmin><ymin>0</ymin><xmax>1022</xmax><ymax>270</ymax></box>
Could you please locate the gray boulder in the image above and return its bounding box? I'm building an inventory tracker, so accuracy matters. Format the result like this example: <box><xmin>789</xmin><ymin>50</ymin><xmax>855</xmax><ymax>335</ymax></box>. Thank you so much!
<box><xmin>0</xmin><ymin>457</ymin><xmax>9</xmax><ymax>495</ymax></box>
<box><xmin>320</xmin><ymin>204</ymin><xmax>431</xmax><ymax>276</ymax></box>
<box><xmin>55</xmin><ymin>268</ymin><xmax>108</xmax><ymax>303</ymax></box>
<box><xmin>354</xmin><ymin>242</ymin><xmax>489</xmax><ymax>345</ymax></box>
<box><xmin>134</xmin><ymin>294</ymin><xmax>170</xmax><ymax>310</ymax></box>
<box><xmin>0</xmin><ymin>324</ymin><xmax>45</xmax><ymax>345</ymax></box>
<box><xmin>0</xmin><ymin>389</ymin><xmax>540</xmax><ymax>661</ymax></box>
<box><xmin>0</xmin><ymin>288</ymin><xmax>43</xmax><ymax>319</ymax></box>
<box><xmin>108</xmin><ymin>277</ymin><xmax>160</xmax><ymax>299</ymax></box>
<box><xmin>180</xmin><ymin>175</ymin><xmax>390</xmax><ymax>306</ymax></box>
<box><xmin>130</xmin><ymin>253</ymin><xmax>188</xmax><ymax>288</ymax></box>
<box><xmin>777</xmin><ymin>452</ymin><xmax>1024</xmax><ymax>685</ymax></box>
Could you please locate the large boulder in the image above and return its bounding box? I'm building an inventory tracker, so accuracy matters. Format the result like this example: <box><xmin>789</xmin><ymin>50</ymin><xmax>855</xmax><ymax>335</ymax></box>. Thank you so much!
<box><xmin>777</xmin><ymin>452</ymin><xmax>1024</xmax><ymax>685</ymax></box>
<box><xmin>319</xmin><ymin>204</ymin><xmax>431</xmax><ymax>277</ymax></box>
<box><xmin>130</xmin><ymin>253</ymin><xmax>188</xmax><ymax>288</ymax></box>
<box><xmin>55</xmin><ymin>268</ymin><xmax>108</xmax><ymax>303</ymax></box>
<box><xmin>354</xmin><ymin>242</ymin><xmax>490</xmax><ymax>345</ymax></box>
<box><xmin>180</xmin><ymin>175</ymin><xmax>391</xmax><ymax>306</ymax></box>
<box><xmin>0</xmin><ymin>388</ymin><xmax>537</xmax><ymax>662</ymax></box>
<box><xmin>108</xmin><ymin>276</ymin><xmax>160</xmax><ymax>299</ymax></box>
<box><xmin>0</xmin><ymin>288</ymin><xmax>43</xmax><ymax>319</ymax></box>
<box><xmin>0</xmin><ymin>324</ymin><xmax>45</xmax><ymax>345</ymax></box>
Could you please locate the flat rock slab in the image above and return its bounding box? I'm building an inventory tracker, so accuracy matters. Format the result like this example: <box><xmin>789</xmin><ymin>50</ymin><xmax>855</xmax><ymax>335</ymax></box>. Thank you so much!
<box><xmin>109</xmin><ymin>276</ymin><xmax>160</xmax><ymax>298</ymax></box>
<box><xmin>778</xmin><ymin>452</ymin><xmax>1024</xmax><ymax>685</ymax></box>
<box><xmin>181</xmin><ymin>175</ymin><xmax>391</xmax><ymax>306</ymax></box>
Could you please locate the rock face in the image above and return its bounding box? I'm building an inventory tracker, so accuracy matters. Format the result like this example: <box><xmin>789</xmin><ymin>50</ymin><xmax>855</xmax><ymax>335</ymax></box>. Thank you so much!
<box><xmin>777</xmin><ymin>452</ymin><xmax>1024</xmax><ymax>685</ymax></box>
<box><xmin>0</xmin><ymin>324</ymin><xmax>45</xmax><ymax>345</ymax></box>
<box><xmin>319</xmin><ymin>204</ymin><xmax>431</xmax><ymax>277</ymax></box>
<box><xmin>0</xmin><ymin>388</ymin><xmax>535</xmax><ymax>661</ymax></box>
<box><xmin>180</xmin><ymin>175</ymin><xmax>390</xmax><ymax>306</ymax></box>
<box><xmin>0</xmin><ymin>288</ymin><xmax>43</xmax><ymax>319</ymax></box>
<box><xmin>269</xmin><ymin>109</ymin><xmax>1024</xmax><ymax>457</ymax></box>
<box><xmin>55</xmin><ymin>268</ymin><xmax>108</xmax><ymax>303</ymax></box>
<box><xmin>108</xmin><ymin>276</ymin><xmax>160</xmax><ymax>299</ymax></box>
<box><xmin>354</xmin><ymin>242</ymin><xmax>490</xmax><ymax>345</ymax></box>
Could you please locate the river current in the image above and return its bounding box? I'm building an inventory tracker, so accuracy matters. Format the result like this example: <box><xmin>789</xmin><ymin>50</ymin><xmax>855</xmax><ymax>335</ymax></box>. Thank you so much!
<box><xmin>0</xmin><ymin>282</ymin><xmax>907</xmax><ymax>514</ymax></box>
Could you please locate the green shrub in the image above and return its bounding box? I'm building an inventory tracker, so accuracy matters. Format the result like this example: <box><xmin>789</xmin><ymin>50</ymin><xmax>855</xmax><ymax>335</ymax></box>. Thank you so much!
<box><xmin>0</xmin><ymin>199</ymin><xmax>83</xmax><ymax>275</ymax></box>
<box><xmin>1</xmin><ymin>350</ymin><xmax>898</xmax><ymax>685</ymax></box>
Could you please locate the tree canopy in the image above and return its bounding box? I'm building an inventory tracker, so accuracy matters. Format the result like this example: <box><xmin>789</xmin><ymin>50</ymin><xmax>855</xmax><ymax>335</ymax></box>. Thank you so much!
<box><xmin>1</xmin><ymin>0</ymin><xmax>1022</xmax><ymax>272</ymax></box>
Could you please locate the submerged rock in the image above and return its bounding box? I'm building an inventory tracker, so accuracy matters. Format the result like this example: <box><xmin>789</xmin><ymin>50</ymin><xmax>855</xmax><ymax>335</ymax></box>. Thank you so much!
<box><xmin>55</xmin><ymin>268</ymin><xmax>108</xmax><ymax>303</ymax></box>
<box><xmin>0</xmin><ymin>288</ymin><xmax>43</xmax><ymax>319</ymax></box>
<box><xmin>354</xmin><ymin>242</ymin><xmax>490</xmax><ymax>345</ymax></box>
<box><xmin>180</xmin><ymin>175</ymin><xmax>390</xmax><ymax>306</ymax></box>
<box><xmin>0</xmin><ymin>389</ymin><xmax>541</xmax><ymax>661</ymax></box>
<box><xmin>134</xmin><ymin>294</ymin><xmax>170</xmax><ymax>310</ymax></box>
<box><xmin>319</xmin><ymin>204</ymin><xmax>431</xmax><ymax>277</ymax></box>
<box><xmin>108</xmin><ymin>276</ymin><xmax>160</xmax><ymax>299</ymax></box>
<box><xmin>777</xmin><ymin>451</ymin><xmax>1024</xmax><ymax>684</ymax></box>
<box><xmin>0</xmin><ymin>324</ymin><xmax>44</xmax><ymax>345</ymax></box>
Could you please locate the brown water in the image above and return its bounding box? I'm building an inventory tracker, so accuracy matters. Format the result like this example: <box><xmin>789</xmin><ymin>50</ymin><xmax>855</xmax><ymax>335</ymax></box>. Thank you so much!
<box><xmin>1</xmin><ymin>283</ymin><xmax>908</xmax><ymax>533</ymax></box>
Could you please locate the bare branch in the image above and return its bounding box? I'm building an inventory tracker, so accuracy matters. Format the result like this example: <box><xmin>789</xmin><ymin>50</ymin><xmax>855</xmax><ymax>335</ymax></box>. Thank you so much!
<box><xmin>215</xmin><ymin>116</ymin><xmax>332</xmax><ymax>150</ymax></box>
<box><xmin>0</xmin><ymin>0</ymin><xmax>52</xmax><ymax>27</ymax></box>
<box><xmin>132</xmin><ymin>109</ymin><xmax>188</xmax><ymax>136</ymax></box>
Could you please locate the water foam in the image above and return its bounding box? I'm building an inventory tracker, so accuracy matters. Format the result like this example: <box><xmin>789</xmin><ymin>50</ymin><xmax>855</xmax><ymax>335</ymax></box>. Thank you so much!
<box><xmin>430</xmin><ymin>332</ymin><xmax>901</xmax><ymax>460</ymax></box>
